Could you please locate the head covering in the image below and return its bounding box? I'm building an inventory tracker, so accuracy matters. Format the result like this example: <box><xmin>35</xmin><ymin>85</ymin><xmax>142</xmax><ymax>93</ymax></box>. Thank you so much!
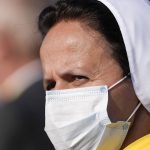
<box><xmin>97</xmin><ymin>0</ymin><xmax>150</xmax><ymax>112</ymax></box>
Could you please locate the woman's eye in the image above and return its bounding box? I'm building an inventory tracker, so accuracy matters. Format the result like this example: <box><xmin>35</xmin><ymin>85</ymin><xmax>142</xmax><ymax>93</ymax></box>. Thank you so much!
<box><xmin>45</xmin><ymin>80</ymin><xmax>56</xmax><ymax>90</ymax></box>
<box><xmin>74</xmin><ymin>75</ymin><xmax>88</xmax><ymax>81</ymax></box>
<box><xmin>72</xmin><ymin>75</ymin><xmax>89</xmax><ymax>86</ymax></box>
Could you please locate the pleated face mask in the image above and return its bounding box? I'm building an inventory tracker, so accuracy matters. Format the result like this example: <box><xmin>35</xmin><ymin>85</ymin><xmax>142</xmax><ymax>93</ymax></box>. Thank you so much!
<box><xmin>45</xmin><ymin>75</ymin><xmax>141</xmax><ymax>150</ymax></box>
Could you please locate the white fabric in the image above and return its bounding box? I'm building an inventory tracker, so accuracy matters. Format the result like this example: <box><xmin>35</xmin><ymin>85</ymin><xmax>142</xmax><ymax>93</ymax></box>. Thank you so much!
<box><xmin>98</xmin><ymin>0</ymin><xmax>150</xmax><ymax>112</ymax></box>
<box><xmin>45</xmin><ymin>85</ymin><xmax>131</xmax><ymax>150</ymax></box>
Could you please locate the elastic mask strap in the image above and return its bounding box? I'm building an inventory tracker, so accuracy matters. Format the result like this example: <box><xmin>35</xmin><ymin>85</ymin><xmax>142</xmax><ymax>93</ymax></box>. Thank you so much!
<box><xmin>108</xmin><ymin>73</ymin><xmax>130</xmax><ymax>90</ymax></box>
<box><xmin>126</xmin><ymin>103</ymin><xmax>141</xmax><ymax>122</ymax></box>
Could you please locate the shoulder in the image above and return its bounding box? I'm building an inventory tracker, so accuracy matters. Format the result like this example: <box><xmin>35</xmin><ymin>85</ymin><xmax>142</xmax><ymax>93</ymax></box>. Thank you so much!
<box><xmin>124</xmin><ymin>134</ymin><xmax>150</xmax><ymax>150</ymax></box>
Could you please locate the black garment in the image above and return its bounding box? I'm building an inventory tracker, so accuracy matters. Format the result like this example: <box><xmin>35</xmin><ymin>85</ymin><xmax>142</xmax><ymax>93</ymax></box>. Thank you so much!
<box><xmin>0</xmin><ymin>81</ymin><xmax>55</xmax><ymax>150</ymax></box>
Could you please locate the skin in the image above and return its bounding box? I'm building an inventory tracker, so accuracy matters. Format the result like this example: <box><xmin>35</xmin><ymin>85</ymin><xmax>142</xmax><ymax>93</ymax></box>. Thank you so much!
<box><xmin>40</xmin><ymin>20</ymin><xmax>150</xmax><ymax>148</ymax></box>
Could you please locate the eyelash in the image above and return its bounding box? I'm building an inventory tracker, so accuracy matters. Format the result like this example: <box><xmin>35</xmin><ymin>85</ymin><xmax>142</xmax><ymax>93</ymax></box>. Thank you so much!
<box><xmin>73</xmin><ymin>75</ymin><xmax>88</xmax><ymax>81</ymax></box>
<box><xmin>71</xmin><ymin>75</ymin><xmax>89</xmax><ymax>86</ymax></box>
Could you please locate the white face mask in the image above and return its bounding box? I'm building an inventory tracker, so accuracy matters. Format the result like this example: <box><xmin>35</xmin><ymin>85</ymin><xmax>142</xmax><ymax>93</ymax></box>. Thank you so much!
<box><xmin>45</xmin><ymin>76</ymin><xmax>141</xmax><ymax>150</ymax></box>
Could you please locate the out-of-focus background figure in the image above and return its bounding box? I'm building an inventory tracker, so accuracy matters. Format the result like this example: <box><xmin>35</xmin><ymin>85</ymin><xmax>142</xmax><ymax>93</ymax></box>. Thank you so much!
<box><xmin>0</xmin><ymin>0</ymin><xmax>55</xmax><ymax>149</ymax></box>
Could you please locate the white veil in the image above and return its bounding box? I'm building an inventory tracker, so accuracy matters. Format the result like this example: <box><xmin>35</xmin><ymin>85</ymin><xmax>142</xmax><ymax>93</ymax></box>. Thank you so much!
<box><xmin>98</xmin><ymin>0</ymin><xmax>150</xmax><ymax>112</ymax></box>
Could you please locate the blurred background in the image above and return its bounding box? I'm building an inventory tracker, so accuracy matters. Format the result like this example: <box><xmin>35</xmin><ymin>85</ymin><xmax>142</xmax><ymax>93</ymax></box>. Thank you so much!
<box><xmin>0</xmin><ymin>0</ymin><xmax>56</xmax><ymax>150</ymax></box>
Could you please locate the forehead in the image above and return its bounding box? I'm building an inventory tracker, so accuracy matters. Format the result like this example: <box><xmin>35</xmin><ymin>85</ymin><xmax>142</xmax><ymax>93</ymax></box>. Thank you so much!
<box><xmin>40</xmin><ymin>21</ymin><xmax>112</xmax><ymax>74</ymax></box>
<box><xmin>41</xmin><ymin>20</ymin><xmax>109</xmax><ymax>56</ymax></box>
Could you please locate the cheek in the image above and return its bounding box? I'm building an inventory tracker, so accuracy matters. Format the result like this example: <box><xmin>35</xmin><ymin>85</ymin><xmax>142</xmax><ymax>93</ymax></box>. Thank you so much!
<box><xmin>86</xmin><ymin>77</ymin><xmax>108</xmax><ymax>87</ymax></box>
<box><xmin>84</xmin><ymin>61</ymin><xmax>123</xmax><ymax>88</ymax></box>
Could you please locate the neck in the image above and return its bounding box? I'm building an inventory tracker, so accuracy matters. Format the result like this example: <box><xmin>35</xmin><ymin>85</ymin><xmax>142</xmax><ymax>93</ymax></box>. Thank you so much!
<box><xmin>108</xmin><ymin>78</ymin><xmax>150</xmax><ymax>149</ymax></box>
<box><xmin>121</xmin><ymin>105</ymin><xmax>150</xmax><ymax>149</ymax></box>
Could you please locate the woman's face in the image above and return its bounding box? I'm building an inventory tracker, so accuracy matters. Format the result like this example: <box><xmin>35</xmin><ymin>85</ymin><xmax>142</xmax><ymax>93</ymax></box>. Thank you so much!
<box><xmin>40</xmin><ymin>20</ymin><xmax>139</xmax><ymax>129</ymax></box>
<box><xmin>40</xmin><ymin>20</ymin><xmax>123</xmax><ymax>90</ymax></box>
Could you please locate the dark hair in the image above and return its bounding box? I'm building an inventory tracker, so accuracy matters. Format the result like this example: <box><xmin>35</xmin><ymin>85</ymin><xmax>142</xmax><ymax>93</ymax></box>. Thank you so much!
<box><xmin>38</xmin><ymin>0</ymin><xmax>130</xmax><ymax>75</ymax></box>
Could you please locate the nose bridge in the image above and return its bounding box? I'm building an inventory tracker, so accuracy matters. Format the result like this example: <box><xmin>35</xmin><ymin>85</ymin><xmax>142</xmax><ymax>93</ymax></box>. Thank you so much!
<box><xmin>45</xmin><ymin>68</ymin><xmax>68</xmax><ymax>90</ymax></box>
<box><xmin>53</xmin><ymin>74</ymin><xmax>69</xmax><ymax>90</ymax></box>
<box><xmin>54</xmin><ymin>81</ymin><xmax>68</xmax><ymax>90</ymax></box>
<box><xmin>53</xmin><ymin>73</ymin><xmax>72</xmax><ymax>90</ymax></box>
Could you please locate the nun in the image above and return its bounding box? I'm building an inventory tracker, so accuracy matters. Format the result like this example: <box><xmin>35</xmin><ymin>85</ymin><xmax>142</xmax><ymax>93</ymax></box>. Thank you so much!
<box><xmin>38</xmin><ymin>0</ymin><xmax>150</xmax><ymax>149</ymax></box>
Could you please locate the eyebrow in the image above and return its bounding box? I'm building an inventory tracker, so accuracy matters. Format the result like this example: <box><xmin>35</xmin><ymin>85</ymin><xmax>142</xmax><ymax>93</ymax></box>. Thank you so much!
<box><xmin>57</xmin><ymin>67</ymin><xmax>91</xmax><ymax>78</ymax></box>
<box><xmin>43</xmin><ymin>68</ymin><xmax>89</xmax><ymax>85</ymax></box>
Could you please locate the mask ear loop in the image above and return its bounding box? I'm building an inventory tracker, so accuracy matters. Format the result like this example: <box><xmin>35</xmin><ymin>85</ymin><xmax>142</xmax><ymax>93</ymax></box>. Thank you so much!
<box><xmin>108</xmin><ymin>73</ymin><xmax>141</xmax><ymax>122</ymax></box>
<box><xmin>108</xmin><ymin>73</ymin><xmax>130</xmax><ymax>90</ymax></box>
<box><xmin>126</xmin><ymin>103</ymin><xmax>141</xmax><ymax>122</ymax></box>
